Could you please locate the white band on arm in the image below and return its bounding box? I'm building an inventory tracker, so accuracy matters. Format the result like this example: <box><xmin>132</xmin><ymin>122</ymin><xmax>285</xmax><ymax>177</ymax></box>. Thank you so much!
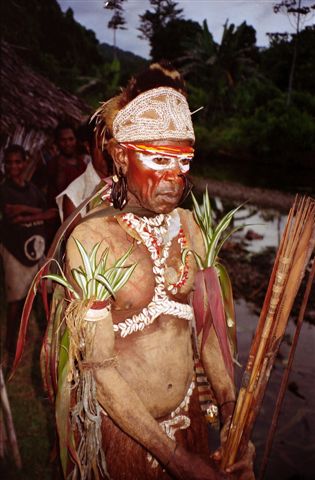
<box><xmin>85</xmin><ymin>305</ymin><xmax>111</xmax><ymax>322</ymax></box>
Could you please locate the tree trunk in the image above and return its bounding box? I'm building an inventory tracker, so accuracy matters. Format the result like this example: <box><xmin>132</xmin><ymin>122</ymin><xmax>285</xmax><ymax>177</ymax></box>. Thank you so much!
<box><xmin>287</xmin><ymin>0</ymin><xmax>301</xmax><ymax>107</ymax></box>
<box><xmin>113</xmin><ymin>28</ymin><xmax>117</xmax><ymax>60</ymax></box>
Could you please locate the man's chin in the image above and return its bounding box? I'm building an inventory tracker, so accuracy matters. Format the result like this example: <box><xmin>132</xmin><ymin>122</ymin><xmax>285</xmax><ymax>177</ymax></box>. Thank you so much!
<box><xmin>147</xmin><ymin>198</ymin><xmax>181</xmax><ymax>214</ymax></box>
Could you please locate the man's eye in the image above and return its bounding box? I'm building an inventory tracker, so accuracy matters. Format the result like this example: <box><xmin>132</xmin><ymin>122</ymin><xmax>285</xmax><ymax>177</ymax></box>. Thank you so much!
<box><xmin>152</xmin><ymin>157</ymin><xmax>170</xmax><ymax>166</ymax></box>
<box><xmin>179</xmin><ymin>158</ymin><xmax>191</xmax><ymax>166</ymax></box>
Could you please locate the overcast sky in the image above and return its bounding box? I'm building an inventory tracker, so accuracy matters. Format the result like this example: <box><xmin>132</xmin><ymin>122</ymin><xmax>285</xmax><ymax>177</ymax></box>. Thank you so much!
<box><xmin>57</xmin><ymin>0</ymin><xmax>315</xmax><ymax>58</ymax></box>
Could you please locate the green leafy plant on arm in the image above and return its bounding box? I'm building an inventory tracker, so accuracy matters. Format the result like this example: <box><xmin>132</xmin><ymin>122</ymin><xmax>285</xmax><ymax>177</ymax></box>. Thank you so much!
<box><xmin>183</xmin><ymin>189</ymin><xmax>244</xmax><ymax>270</ymax></box>
<box><xmin>43</xmin><ymin>238</ymin><xmax>136</xmax><ymax>302</ymax></box>
<box><xmin>186</xmin><ymin>189</ymin><xmax>246</xmax><ymax>376</ymax></box>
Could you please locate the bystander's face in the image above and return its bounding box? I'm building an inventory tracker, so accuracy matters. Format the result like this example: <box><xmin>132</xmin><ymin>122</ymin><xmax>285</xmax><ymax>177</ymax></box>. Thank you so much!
<box><xmin>57</xmin><ymin>128</ymin><xmax>77</xmax><ymax>157</ymax></box>
<box><xmin>5</xmin><ymin>152</ymin><xmax>26</xmax><ymax>183</ymax></box>
<box><xmin>124</xmin><ymin>139</ymin><xmax>192</xmax><ymax>214</ymax></box>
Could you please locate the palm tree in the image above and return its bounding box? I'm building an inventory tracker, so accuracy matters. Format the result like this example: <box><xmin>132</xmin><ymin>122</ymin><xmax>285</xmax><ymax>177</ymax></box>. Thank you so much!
<box><xmin>181</xmin><ymin>20</ymin><xmax>258</xmax><ymax>118</ymax></box>
<box><xmin>104</xmin><ymin>0</ymin><xmax>127</xmax><ymax>58</ymax></box>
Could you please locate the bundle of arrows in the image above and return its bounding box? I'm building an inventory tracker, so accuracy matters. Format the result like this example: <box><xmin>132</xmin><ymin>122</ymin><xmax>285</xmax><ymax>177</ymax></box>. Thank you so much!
<box><xmin>221</xmin><ymin>195</ymin><xmax>315</xmax><ymax>476</ymax></box>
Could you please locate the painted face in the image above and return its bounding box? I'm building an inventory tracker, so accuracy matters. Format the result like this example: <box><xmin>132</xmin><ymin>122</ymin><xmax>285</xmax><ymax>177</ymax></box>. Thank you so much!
<box><xmin>122</xmin><ymin>140</ymin><xmax>193</xmax><ymax>214</ymax></box>
<box><xmin>136</xmin><ymin>152</ymin><xmax>191</xmax><ymax>173</ymax></box>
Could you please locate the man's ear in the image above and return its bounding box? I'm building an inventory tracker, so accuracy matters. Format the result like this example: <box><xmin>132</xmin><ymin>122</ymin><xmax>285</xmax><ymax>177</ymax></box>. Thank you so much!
<box><xmin>108</xmin><ymin>142</ymin><xmax>128</xmax><ymax>175</ymax></box>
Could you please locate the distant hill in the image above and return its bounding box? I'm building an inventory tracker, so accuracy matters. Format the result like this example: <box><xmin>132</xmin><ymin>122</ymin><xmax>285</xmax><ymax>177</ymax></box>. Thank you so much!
<box><xmin>2</xmin><ymin>0</ymin><xmax>103</xmax><ymax>93</ymax></box>
<box><xmin>99</xmin><ymin>43</ymin><xmax>148</xmax><ymax>84</ymax></box>
<box><xmin>2</xmin><ymin>0</ymin><xmax>149</xmax><ymax>104</ymax></box>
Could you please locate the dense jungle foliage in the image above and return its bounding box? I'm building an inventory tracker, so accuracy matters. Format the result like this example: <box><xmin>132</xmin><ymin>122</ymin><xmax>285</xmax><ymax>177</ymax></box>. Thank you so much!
<box><xmin>2</xmin><ymin>0</ymin><xmax>315</xmax><ymax>170</ymax></box>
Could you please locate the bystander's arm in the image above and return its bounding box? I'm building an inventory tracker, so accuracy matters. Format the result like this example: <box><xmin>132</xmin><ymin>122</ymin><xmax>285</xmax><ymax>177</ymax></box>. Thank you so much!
<box><xmin>62</xmin><ymin>195</ymin><xmax>76</xmax><ymax>221</ymax></box>
<box><xmin>10</xmin><ymin>207</ymin><xmax>58</xmax><ymax>224</ymax></box>
<box><xmin>5</xmin><ymin>203</ymin><xmax>43</xmax><ymax>217</ymax></box>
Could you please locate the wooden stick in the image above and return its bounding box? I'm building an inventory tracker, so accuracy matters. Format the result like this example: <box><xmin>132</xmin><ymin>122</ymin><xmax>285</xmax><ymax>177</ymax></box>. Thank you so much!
<box><xmin>0</xmin><ymin>366</ymin><xmax>22</xmax><ymax>469</ymax></box>
<box><xmin>221</xmin><ymin>196</ymin><xmax>315</xmax><ymax>468</ymax></box>
<box><xmin>258</xmin><ymin>257</ymin><xmax>315</xmax><ymax>480</ymax></box>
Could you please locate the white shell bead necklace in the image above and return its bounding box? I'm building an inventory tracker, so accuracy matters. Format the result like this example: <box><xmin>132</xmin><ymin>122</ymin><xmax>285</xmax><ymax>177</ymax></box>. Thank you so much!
<box><xmin>113</xmin><ymin>212</ymin><xmax>194</xmax><ymax>337</ymax></box>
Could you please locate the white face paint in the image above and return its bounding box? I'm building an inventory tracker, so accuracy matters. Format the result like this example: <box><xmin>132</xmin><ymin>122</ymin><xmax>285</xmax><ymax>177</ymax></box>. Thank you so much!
<box><xmin>137</xmin><ymin>152</ymin><xmax>192</xmax><ymax>173</ymax></box>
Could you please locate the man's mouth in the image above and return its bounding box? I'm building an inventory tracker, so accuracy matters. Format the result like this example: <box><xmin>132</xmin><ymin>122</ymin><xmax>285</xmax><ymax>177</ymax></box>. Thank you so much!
<box><xmin>156</xmin><ymin>190</ymin><xmax>181</xmax><ymax>198</ymax></box>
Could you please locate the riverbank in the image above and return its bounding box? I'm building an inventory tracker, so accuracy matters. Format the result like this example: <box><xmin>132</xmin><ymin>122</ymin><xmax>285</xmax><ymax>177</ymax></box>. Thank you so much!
<box><xmin>192</xmin><ymin>175</ymin><xmax>297</xmax><ymax>212</ymax></box>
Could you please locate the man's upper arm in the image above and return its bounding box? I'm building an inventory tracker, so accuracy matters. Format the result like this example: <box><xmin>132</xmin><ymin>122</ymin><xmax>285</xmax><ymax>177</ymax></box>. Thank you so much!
<box><xmin>65</xmin><ymin>220</ymin><xmax>116</xmax><ymax>357</ymax></box>
<box><xmin>66</xmin><ymin>219</ymin><xmax>106</xmax><ymax>271</ymax></box>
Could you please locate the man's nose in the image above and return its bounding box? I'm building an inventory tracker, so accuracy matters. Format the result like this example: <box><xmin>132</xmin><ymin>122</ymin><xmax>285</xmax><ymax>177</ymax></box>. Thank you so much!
<box><xmin>163</xmin><ymin>163</ymin><xmax>182</xmax><ymax>180</ymax></box>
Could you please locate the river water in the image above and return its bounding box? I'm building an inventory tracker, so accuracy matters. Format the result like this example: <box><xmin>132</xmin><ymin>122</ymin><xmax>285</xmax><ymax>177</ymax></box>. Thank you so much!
<box><xmin>236</xmin><ymin>299</ymin><xmax>315</xmax><ymax>480</ymax></box>
<box><xmin>222</xmin><ymin>202</ymin><xmax>315</xmax><ymax>479</ymax></box>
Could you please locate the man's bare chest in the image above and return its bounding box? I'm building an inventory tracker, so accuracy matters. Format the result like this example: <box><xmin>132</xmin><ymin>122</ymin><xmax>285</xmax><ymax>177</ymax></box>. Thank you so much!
<box><xmin>112</xmin><ymin>238</ymin><xmax>195</xmax><ymax>311</ymax></box>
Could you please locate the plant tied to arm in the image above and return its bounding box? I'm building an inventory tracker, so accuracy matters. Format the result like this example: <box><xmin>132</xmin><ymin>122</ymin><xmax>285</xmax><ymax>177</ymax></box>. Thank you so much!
<box><xmin>43</xmin><ymin>239</ymin><xmax>136</xmax><ymax>303</ymax></box>
<box><xmin>185</xmin><ymin>189</ymin><xmax>245</xmax><ymax>379</ymax></box>
<box><xmin>42</xmin><ymin>240</ymin><xmax>137</xmax><ymax>479</ymax></box>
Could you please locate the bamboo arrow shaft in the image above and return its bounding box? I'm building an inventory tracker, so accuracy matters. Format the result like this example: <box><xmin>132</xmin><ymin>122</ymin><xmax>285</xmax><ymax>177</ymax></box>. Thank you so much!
<box><xmin>258</xmin><ymin>257</ymin><xmax>315</xmax><ymax>480</ymax></box>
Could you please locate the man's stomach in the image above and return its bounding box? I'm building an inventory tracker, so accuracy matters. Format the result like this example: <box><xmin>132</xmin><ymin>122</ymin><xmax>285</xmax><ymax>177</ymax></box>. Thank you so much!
<box><xmin>114</xmin><ymin>314</ymin><xmax>195</xmax><ymax>419</ymax></box>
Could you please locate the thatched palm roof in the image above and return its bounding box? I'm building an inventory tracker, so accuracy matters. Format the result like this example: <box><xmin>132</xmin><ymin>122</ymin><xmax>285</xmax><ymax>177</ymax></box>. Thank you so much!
<box><xmin>1</xmin><ymin>41</ymin><xmax>90</xmax><ymax>145</ymax></box>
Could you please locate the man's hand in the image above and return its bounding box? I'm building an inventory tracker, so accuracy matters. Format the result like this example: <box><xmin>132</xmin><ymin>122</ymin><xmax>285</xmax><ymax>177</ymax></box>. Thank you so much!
<box><xmin>224</xmin><ymin>442</ymin><xmax>255</xmax><ymax>480</ymax></box>
<box><xmin>166</xmin><ymin>444</ymin><xmax>230</xmax><ymax>480</ymax></box>
<box><xmin>211</xmin><ymin>416</ymin><xmax>255</xmax><ymax>480</ymax></box>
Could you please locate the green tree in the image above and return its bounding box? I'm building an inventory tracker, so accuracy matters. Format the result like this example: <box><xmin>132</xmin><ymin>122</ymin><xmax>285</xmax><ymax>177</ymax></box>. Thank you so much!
<box><xmin>2</xmin><ymin>0</ymin><xmax>104</xmax><ymax>92</ymax></box>
<box><xmin>262</xmin><ymin>26</ymin><xmax>315</xmax><ymax>95</ymax></box>
<box><xmin>182</xmin><ymin>20</ymin><xmax>258</xmax><ymax>119</ymax></box>
<box><xmin>104</xmin><ymin>0</ymin><xmax>127</xmax><ymax>57</ymax></box>
<box><xmin>150</xmin><ymin>18</ymin><xmax>202</xmax><ymax>62</ymax></box>
<box><xmin>273</xmin><ymin>0</ymin><xmax>315</xmax><ymax>105</ymax></box>
<box><xmin>138</xmin><ymin>0</ymin><xmax>183</xmax><ymax>56</ymax></box>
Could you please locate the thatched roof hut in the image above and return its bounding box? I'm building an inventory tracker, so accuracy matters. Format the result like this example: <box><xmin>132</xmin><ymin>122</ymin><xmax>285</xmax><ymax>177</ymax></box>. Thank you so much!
<box><xmin>0</xmin><ymin>41</ymin><xmax>91</xmax><ymax>153</ymax></box>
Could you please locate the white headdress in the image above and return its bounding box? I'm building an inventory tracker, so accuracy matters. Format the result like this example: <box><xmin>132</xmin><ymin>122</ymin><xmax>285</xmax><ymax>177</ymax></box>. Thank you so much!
<box><xmin>112</xmin><ymin>87</ymin><xmax>195</xmax><ymax>143</ymax></box>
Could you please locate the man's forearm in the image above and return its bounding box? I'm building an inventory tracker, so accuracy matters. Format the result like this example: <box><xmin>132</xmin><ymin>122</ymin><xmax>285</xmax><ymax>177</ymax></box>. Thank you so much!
<box><xmin>95</xmin><ymin>366</ymin><xmax>175</xmax><ymax>466</ymax></box>
<box><xmin>200</xmin><ymin>326</ymin><xmax>236</xmax><ymax>424</ymax></box>
<box><xmin>84</xmin><ymin>310</ymin><xmax>175</xmax><ymax>466</ymax></box>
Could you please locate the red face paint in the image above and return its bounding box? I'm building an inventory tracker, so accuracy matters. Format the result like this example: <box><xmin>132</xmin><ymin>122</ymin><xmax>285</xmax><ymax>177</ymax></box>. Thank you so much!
<box><xmin>125</xmin><ymin>140</ymin><xmax>192</xmax><ymax>214</ymax></box>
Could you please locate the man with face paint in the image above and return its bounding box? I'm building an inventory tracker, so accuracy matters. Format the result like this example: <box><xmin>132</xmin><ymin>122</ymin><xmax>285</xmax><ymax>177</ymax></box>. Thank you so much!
<box><xmin>64</xmin><ymin>64</ymin><xmax>255</xmax><ymax>480</ymax></box>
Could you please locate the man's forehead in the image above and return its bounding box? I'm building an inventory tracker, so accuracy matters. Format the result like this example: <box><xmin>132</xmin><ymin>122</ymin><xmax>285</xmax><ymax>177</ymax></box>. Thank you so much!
<box><xmin>6</xmin><ymin>152</ymin><xmax>25</xmax><ymax>162</ymax></box>
<box><xmin>120</xmin><ymin>142</ymin><xmax>194</xmax><ymax>158</ymax></box>
<box><xmin>59</xmin><ymin>128</ymin><xmax>75</xmax><ymax>138</ymax></box>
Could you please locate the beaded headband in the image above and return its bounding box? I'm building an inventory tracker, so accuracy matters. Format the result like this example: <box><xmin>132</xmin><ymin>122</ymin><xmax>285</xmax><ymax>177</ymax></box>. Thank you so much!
<box><xmin>120</xmin><ymin>143</ymin><xmax>195</xmax><ymax>159</ymax></box>
<box><xmin>113</xmin><ymin>87</ymin><xmax>195</xmax><ymax>143</ymax></box>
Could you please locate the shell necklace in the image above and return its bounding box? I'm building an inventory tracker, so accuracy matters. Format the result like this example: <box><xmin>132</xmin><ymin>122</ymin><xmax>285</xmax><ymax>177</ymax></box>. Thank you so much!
<box><xmin>113</xmin><ymin>211</ymin><xmax>193</xmax><ymax>337</ymax></box>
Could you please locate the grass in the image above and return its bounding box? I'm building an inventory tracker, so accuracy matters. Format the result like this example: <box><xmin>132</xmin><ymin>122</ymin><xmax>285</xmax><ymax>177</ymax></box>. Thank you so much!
<box><xmin>1</xmin><ymin>298</ymin><xmax>57</xmax><ymax>480</ymax></box>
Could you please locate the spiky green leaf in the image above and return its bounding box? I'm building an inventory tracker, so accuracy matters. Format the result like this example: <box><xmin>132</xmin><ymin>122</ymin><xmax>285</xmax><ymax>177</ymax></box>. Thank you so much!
<box><xmin>112</xmin><ymin>264</ymin><xmax>137</xmax><ymax>293</ymax></box>
<box><xmin>89</xmin><ymin>242</ymin><xmax>101</xmax><ymax>272</ymax></box>
<box><xmin>42</xmin><ymin>274</ymin><xmax>80</xmax><ymax>299</ymax></box>
<box><xmin>95</xmin><ymin>274</ymin><xmax>116</xmax><ymax>298</ymax></box>
<box><xmin>74</xmin><ymin>238</ymin><xmax>93</xmax><ymax>279</ymax></box>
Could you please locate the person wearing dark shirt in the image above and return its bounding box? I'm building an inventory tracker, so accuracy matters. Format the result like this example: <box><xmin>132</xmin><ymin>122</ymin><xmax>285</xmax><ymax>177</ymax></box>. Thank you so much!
<box><xmin>0</xmin><ymin>145</ymin><xmax>56</xmax><ymax>368</ymax></box>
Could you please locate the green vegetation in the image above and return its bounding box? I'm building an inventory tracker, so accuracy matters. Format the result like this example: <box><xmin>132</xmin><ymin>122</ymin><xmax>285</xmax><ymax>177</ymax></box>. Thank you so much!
<box><xmin>2</xmin><ymin>0</ymin><xmax>314</xmax><ymax>175</ymax></box>
<box><xmin>2</xmin><ymin>0</ymin><xmax>146</xmax><ymax>106</ymax></box>
<box><xmin>1</xmin><ymin>309</ymin><xmax>55</xmax><ymax>479</ymax></box>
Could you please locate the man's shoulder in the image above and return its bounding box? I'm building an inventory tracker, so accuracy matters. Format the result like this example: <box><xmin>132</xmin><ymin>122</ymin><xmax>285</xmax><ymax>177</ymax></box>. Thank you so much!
<box><xmin>66</xmin><ymin>208</ymin><xmax>122</xmax><ymax>268</ymax></box>
<box><xmin>56</xmin><ymin>170</ymin><xmax>85</xmax><ymax>201</ymax></box>
<box><xmin>176</xmin><ymin>207</ymin><xmax>203</xmax><ymax>249</ymax></box>
<box><xmin>69</xmin><ymin>206</ymin><xmax>118</xmax><ymax>243</ymax></box>
<box><xmin>176</xmin><ymin>207</ymin><xmax>196</xmax><ymax>227</ymax></box>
